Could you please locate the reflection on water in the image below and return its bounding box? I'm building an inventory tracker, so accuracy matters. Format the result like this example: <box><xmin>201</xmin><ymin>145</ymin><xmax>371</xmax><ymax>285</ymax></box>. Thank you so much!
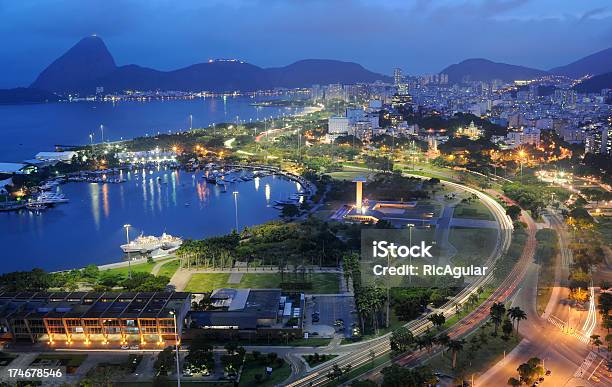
<box><xmin>0</xmin><ymin>169</ymin><xmax>300</xmax><ymax>273</ymax></box>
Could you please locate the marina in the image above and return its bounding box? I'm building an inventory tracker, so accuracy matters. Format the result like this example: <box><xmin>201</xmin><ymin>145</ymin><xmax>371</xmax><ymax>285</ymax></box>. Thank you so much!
<box><xmin>0</xmin><ymin>167</ymin><xmax>304</xmax><ymax>273</ymax></box>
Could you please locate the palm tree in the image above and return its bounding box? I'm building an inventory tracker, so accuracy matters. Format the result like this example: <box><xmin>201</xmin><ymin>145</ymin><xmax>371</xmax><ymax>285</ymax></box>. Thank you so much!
<box><xmin>446</xmin><ymin>339</ymin><xmax>465</xmax><ymax>369</ymax></box>
<box><xmin>427</xmin><ymin>313</ymin><xmax>446</xmax><ymax>330</ymax></box>
<box><xmin>507</xmin><ymin>306</ymin><xmax>527</xmax><ymax>334</ymax></box>
<box><xmin>590</xmin><ymin>334</ymin><xmax>603</xmax><ymax>352</ymax></box>
<box><xmin>490</xmin><ymin>302</ymin><xmax>506</xmax><ymax>336</ymax></box>
<box><xmin>435</xmin><ymin>333</ymin><xmax>450</xmax><ymax>354</ymax></box>
<box><xmin>469</xmin><ymin>293</ymin><xmax>479</xmax><ymax>306</ymax></box>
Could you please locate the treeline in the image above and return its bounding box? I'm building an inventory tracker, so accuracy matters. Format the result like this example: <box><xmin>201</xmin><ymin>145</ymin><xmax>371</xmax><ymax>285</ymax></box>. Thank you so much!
<box><xmin>0</xmin><ymin>265</ymin><xmax>169</xmax><ymax>292</ymax></box>
<box><xmin>534</xmin><ymin>229</ymin><xmax>558</xmax><ymax>266</ymax></box>
<box><xmin>178</xmin><ymin>218</ymin><xmax>348</xmax><ymax>268</ymax></box>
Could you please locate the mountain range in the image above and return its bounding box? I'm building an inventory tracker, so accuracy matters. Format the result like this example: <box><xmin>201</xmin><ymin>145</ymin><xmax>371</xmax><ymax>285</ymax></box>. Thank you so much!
<box><xmin>440</xmin><ymin>47</ymin><xmax>612</xmax><ymax>89</ymax></box>
<box><xmin>29</xmin><ymin>36</ymin><xmax>390</xmax><ymax>95</ymax></box>
<box><xmin>2</xmin><ymin>36</ymin><xmax>612</xmax><ymax>104</ymax></box>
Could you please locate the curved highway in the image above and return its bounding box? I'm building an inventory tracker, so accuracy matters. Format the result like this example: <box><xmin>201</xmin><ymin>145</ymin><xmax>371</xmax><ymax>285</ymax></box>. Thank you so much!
<box><xmin>284</xmin><ymin>174</ymin><xmax>514</xmax><ymax>387</ymax></box>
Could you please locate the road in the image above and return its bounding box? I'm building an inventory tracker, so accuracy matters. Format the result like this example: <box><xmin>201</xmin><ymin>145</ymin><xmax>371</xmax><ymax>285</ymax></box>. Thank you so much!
<box><xmin>476</xmin><ymin>209</ymin><xmax>611</xmax><ymax>387</ymax></box>
<box><xmin>283</xmin><ymin>175</ymin><xmax>514</xmax><ymax>387</ymax></box>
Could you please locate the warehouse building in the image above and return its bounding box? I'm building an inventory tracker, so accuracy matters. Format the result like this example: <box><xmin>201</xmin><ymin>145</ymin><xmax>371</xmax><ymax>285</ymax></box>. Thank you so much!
<box><xmin>0</xmin><ymin>291</ymin><xmax>191</xmax><ymax>347</ymax></box>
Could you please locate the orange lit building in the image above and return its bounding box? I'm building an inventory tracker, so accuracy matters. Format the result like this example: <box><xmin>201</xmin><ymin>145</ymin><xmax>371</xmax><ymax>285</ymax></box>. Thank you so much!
<box><xmin>0</xmin><ymin>291</ymin><xmax>190</xmax><ymax>346</ymax></box>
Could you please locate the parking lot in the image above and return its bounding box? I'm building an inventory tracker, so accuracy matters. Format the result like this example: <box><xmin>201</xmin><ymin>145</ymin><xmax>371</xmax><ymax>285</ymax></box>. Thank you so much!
<box><xmin>303</xmin><ymin>295</ymin><xmax>357</xmax><ymax>338</ymax></box>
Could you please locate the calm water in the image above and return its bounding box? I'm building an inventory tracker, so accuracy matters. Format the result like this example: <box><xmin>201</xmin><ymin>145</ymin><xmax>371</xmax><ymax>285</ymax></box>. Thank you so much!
<box><xmin>0</xmin><ymin>96</ymin><xmax>299</xmax><ymax>161</ymax></box>
<box><xmin>0</xmin><ymin>169</ymin><xmax>301</xmax><ymax>273</ymax></box>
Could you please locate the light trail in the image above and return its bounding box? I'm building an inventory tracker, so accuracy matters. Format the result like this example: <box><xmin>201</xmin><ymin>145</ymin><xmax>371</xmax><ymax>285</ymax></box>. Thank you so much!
<box><xmin>287</xmin><ymin>175</ymin><xmax>515</xmax><ymax>387</ymax></box>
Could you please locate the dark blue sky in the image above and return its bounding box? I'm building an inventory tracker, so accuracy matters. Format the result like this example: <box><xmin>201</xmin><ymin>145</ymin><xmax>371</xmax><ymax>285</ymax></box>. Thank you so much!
<box><xmin>1</xmin><ymin>0</ymin><xmax>611</xmax><ymax>88</ymax></box>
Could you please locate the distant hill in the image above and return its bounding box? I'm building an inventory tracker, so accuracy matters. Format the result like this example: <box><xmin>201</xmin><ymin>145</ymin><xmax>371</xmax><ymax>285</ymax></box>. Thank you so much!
<box><xmin>31</xmin><ymin>36</ymin><xmax>117</xmax><ymax>93</ymax></box>
<box><xmin>27</xmin><ymin>36</ymin><xmax>389</xmax><ymax>94</ymax></box>
<box><xmin>573</xmin><ymin>72</ymin><xmax>612</xmax><ymax>93</ymax></box>
<box><xmin>0</xmin><ymin>87</ymin><xmax>60</xmax><ymax>104</ymax></box>
<box><xmin>440</xmin><ymin>58</ymin><xmax>547</xmax><ymax>83</ymax></box>
<box><xmin>550</xmin><ymin>47</ymin><xmax>612</xmax><ymax>78</ymax></box>
<box><xmin>266</xmin><ymin>59</ymin><xmax>387</xmax><ymax>87</ymax></box>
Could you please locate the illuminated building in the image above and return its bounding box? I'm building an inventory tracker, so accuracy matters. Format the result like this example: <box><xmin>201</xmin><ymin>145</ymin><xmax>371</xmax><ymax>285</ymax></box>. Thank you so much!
<box><xmin>0</xmin><ymin>291</ymin><xmax>190</xmax><ymax>346</ymax></box>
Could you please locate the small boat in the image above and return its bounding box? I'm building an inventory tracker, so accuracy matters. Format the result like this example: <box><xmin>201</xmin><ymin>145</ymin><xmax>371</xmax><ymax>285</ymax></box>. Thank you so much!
<box><xmin>26</xmin><ymin>202</ymin><xmax>48</xmax><ymax>211</ymax></box>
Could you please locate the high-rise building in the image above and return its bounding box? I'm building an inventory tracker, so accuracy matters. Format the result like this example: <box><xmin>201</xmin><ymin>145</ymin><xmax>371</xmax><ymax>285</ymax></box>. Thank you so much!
<box><xmin>585</xmin><ymin>125</ymin><xmax>612</xmax><ymax>155</ymax></box>
<box><xmin>394</xmin><ymin>68</ymin><xmax>402</xmax><ymax>86</ymax></box>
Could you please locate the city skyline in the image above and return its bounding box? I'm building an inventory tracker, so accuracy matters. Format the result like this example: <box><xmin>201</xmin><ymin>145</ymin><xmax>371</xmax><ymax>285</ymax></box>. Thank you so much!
<box><xmin>1</xmin><ymin>0</ymin><xmax>611</xmax><ymax>88</ymax></box>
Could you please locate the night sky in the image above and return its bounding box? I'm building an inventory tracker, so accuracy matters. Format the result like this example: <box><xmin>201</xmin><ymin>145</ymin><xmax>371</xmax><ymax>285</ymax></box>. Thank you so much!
<box><xmin>1</xmin><ymin>0</ymin><xmax>611</xmax><ymax>88</ymax></box>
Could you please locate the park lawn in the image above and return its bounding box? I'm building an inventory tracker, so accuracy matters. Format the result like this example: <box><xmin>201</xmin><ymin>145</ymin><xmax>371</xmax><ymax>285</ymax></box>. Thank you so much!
<box><xmin>101</xmin><ymin>259</ymin><xmax>172</xmax><ymax>277</ymax></box>
<box><xmin>185</xmin><ymin>273</ymin><xmax>340</xmax><ymax>293</ymax></box>
<box><xmin>157</xmin><ymin>260</ymin><xmax>180</xmax><ymax>278</ymax></box>
<box><xmin>425</xmin><ymin>323</ymin><xmax>521</xmax><ymax>380</ymax></box>
<box><xmin>536</xmin><ymin>261</ymin><xmax>556</xmax><ymax>316</ymax></box>
<box><xmin>238</xmin><ymin>354</ymin><xmax>291</xmax><ymax>387</ymax></box>
<box><xmin>184</xmin><ymin>273</ymin><xmax>231</xmax><ymax>292</ymax></box>
<box><xmin>453</xmin><ymin>199</ymin><xmax>495</xmax><ymax>221</ymax></box>
<box><xmin>326</xmin><ymin>170</ymin><xmax>368</xmax><ymax>181</ymax></box>
<box><xmin>448</xmin><ymin>227</ymin><xmax>498</xmax><ymax>266</ymax></box>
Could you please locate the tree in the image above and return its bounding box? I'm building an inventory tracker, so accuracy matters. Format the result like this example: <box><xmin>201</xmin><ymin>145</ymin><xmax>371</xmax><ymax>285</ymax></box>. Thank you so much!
<box><xmin>489</xmin><ymin>302</ymin><xmax>506</xmax><ymax>336</ymax></box>
<box><xmin>435</xmin><ymin>333</ymin><xmax>450</xmax><ymax>354</ymax></box>
<box><xmin>506</xmin><ymin>205</ymin><xmax>522</xmax><ymax>220</ymax></box>
<box><xmin>381</xmin><ymin>364</ymin><xmax>436</xmax><ymax>387</ymax></box>
<box><xmin>390</xmin><ymin>326</ymin><xmax>415</xmax><ymax>352</ymax></box>
<box><xmin>446</xmin><ymin>339</ymin><xmax>465</xmax><ymax>369</ymax></box>
<box><xmin>507</xmin><ymin>306</ymin><xmax>527</xmax><ymax>334</ymax></box>
<box><xmin>281</xmin><ymin>204</ymin><xmax>300</xmax><ymax>218</ymax></box>
<box><xmin>590</xmin><ymin>334</ymin><xmax>603</xmax><ymax>352</ymax></box>
<box><xmin>82</xmin><ymin>264</ymin><xmax>100</xmax><ymax>281</ymax></box>
<box><xmin>184</xmin><ymin>348</ymin><xmax>215</xmax><ymax>375</ymax></box>
<box><xmin>502</xmin><ymin>318</ymin><xmax>514</xmax><ymax>339</ymax></box>
<box><xmin>154</xmin><ymin>347</ymin><xmax>175</xmax><ymax>376</ymax></box>
<box><xmin>327</xmin><ymin>364</ymin><xmax>343</xmax><ymax>381</ymax></box>
<box><xmin>507</xmin><ymin>377</ymin><xmax>521</xmax><ymax>386</ymax></box>
<box><xmin>517</xmin><ymin>357</ymin><xmax>544</xmax><ymax>384</ymax></box>
<box><xmin>427</xmin><ymin>313</ymin><xmax>446</xmax><ymax>330</ymax></box>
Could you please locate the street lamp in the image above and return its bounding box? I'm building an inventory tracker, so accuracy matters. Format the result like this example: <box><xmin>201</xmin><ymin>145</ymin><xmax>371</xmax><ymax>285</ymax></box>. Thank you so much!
<box><xmin>407</xmin><ymin>224</ymin><xmax>414</xmax><ymax>285</ymax></box>
<box><xmin>123</xmin><ymin>224</ymin><xmax>132</xmax><ymax>279</ymax></box>
<box><xmin>232</xmin><ymin>191</ymin><xmax>239</xmax><ymax>231</ymax></box>
<box><xmin>169</xmin><ymin>310</ymin><xmax>181</xmax><ymax>387</ymax></box>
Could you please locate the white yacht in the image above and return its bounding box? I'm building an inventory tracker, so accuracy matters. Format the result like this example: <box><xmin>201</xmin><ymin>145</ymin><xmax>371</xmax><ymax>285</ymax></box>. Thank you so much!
<box><xmin>120</xmin><ymin>234</ymin><xmax>163</xmax><ymax>253</ymax></box>
<box><xmin>32</xmin><ymin>192</ymin><xmax>69</xmax><ymax>204</ymax></box>
<box><xmin>159</xmin><ymin>233</ymin><xmax>183</xmax><ymax>249</ymax></box>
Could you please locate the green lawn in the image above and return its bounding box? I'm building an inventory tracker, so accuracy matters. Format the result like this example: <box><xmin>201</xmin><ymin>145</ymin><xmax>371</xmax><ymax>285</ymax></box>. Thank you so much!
<box><xmin>157</xmin><ymin>260</ymin><xmax>180</xmax><ymax>278</ymax></box>
<box><xmin>185</xmin><ymin>273</ymin><xmax>340</xmax><ymax>293</ymax></box>
<box><xmin>448</xmin><ymin>227</ymin><xmax>498</xmax><ymax>266</ymax></box>
<box><xmin>101</xmin><ymin>259</ymin><xmax>172</xmax><ymax>277</ymax></box>
<box><xmin>238</xmin><ymin>354</ymin><xmax>291</xmax><ymax>387</ymax></box>
<box><xmin>453</xmin><ymin>200</ymin><xmax>495</xmax><ymax>221</ymax></box>
<box><xmin>184</xmin><ymin>273</ymin><xmax>231</xmax><ymax>292</ymax></box>
<box><xmin>326</xmin><ymin>170</ymin><xmax>368</xmax><ymax>181</ymax></box>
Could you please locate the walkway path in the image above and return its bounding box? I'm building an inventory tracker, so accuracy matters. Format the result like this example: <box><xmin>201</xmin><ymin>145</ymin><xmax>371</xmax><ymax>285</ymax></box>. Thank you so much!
<box><xmin>150</xmin><ymin>258</ymin><xmax>176</xmax><ymax>276</ymax></box>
